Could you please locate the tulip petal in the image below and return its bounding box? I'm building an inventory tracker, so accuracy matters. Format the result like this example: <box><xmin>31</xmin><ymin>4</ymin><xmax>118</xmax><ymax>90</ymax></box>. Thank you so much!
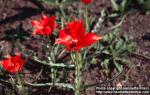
<box><xmin>79</xmin><ymin>32</ymin><xmax>102</xmax><ymax>47</ymax></box>
<box><xmin>31</xmin><ymin>15</ymin><xmax>55</xmax><ymax>36</ymax></box>
<box><xmin>55</xmin><ymin>30</ymin><xmax>71</xmax><ymax>44</ymax></box>
<box><xmin>31</xmin><ymin>20</ymin><xmax>39</xmax><ymax>26</ymax></box>
<box><xmin>67</xmin><ymin>20</ymin><xmax>85</xmax><ymax>39</ymax></box>
<box><xmin>81</xmin><ymin>0</ymin><xmax>93</xmax><ymax>4</ymax></box>
<box><xmin>55</xmin><ymin>19</ymin><xmax>102</xmax><ymax>51</ymax></box>
<box><xmin>1</xmin><ymin>54</ymin><xmax>25</xmax><ymax>74</ymax></box>
<box><xmin>43</xmin><ymin>26</ymin><xmax>52</xmax><ymax>35</ymax></box>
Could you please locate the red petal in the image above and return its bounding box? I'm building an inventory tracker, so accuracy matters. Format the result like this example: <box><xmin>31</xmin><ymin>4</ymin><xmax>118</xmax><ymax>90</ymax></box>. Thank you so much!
<box><xmin>32</xmin><ymin>15</ymin><xmax>56</xmax><ymax>36</ymax></box>
<box><xmin>48</xmin><ymin>16</ymin><xmax>55</xmax><ymax>31</ymax></box>
<box><xmin>1</xmin><ymin>54</ymin><xmax>25</xmax><ymax>74</ymax></box>
<box><xmin>55</xmin><ymin>30</ymin><xmax>73</xmax><ymax>50</ymax></box>
<box><xmin>55</xmin><ymin>30</ymin><xmax>72</xmax><ymax>44</ymax></box>
<box><xmin>49</xmin><ymin>16</ymin><xmax>55</xmax><ymax>21</ymax></box>
<box><xmin>81</xmin><ymin>0</ymin><xmax>92</xmax><ymax>4</ymax></box>
<box><xmin>32</xmin><ymin>29</ymin><xmax>42</xmax><ymax>35</ymax></box>
<box><xmin>79</xmin><ymin>33</ymin><xmax>102</xmax><ymax>47</ymax></box>
<box><xmin>42</xmin><ymin>14</ymin><xmax>48</xmax><ymax>20</ymax></box>
<box><xmin>31</xmin><ymin>20</ymin><xmax>39</xmax><ymax>26</ymax></box>
<box><xmin>43</xmin><ymin>26</ymin><xmax>52</xmax><ymax>35</ymax></box>
<box><xmin>67</xmin><ymin>19</ymin><xmax>85</xmax><ymax>39</ymax></box>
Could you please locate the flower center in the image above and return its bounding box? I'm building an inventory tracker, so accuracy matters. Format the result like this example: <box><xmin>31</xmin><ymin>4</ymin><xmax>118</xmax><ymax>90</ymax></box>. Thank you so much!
<box><xmin>72</xmin><ymin>39</ymin><xmax>78</xmax><ymax>43</ymax></box>
<box><xmin>71</xmin><ymin>39</ymin><xmax>78</xmax><ymax>48</ymax></box>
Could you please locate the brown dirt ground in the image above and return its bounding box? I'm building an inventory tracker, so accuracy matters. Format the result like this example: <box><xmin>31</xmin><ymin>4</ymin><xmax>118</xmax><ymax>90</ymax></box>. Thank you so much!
<box><xmin>0</xmin><ymin>0</ymin><xmax>149</xmax><ymax>95</ymax></box>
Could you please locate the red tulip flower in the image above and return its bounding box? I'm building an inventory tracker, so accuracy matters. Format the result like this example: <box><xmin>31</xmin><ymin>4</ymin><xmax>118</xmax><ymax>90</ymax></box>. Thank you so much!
<box><xmin>1</xmin><ymin>54</ymin><xmax>25</xmax><ymax>74</ymax></box>
<box><xmin>31</xmin><ymin>15</ymin><xmax>56</xmax><ymax>36</ymax></box>
<box><xmin>55</xmin><ymin>19</ymin><xmax>102</xmax><ymax>51</ymax></box>
<box><xmin>81</xmin><ymin>0</ymin><xmax>93</xmax><ymax>4</ymax></box>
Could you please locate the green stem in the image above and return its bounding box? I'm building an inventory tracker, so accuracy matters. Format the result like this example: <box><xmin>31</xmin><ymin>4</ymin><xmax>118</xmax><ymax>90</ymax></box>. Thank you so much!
<box><xmin>56</xmin><ymin>0</ymin><xmax>66</xmax><ymax>20</ymax></box>
<box><xmin>75</xmin><ymin>52</ymin><xmax>82</xmax><ymax>95</ymax></box>
<box><xmin>59</xmin><ymin>4</ymin><xmax>66</xmax><ymax>19</ymax></box>
<box><xmin>50</xmin><ymin>47</ymin><xmax>57</xmax><ymax>85</ymax></box>
<box><xmin>85</xmin><ymin>5</ymin><xmax>89</xmax><ymax>31</ymax></box>
<box><xmin>16</xmin><ymin>73</ymin><xmax>26</xmax><ymax>95</ymax></box>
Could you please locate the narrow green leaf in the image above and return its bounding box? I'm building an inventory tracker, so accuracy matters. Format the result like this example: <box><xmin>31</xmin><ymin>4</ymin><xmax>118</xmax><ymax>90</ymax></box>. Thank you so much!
<box><xmin>33</xmin><ymin>56</ymin><xmax>75</xmax><ymax>68</ymax></box>
<box><xmin>110</xmin><ymin>0</ymin><xmax>119</xmax><ymax>11</ymax></box>
<box><xmin>114</xmin><ymin>62</ymin><xmax>123</xmax><ymax>72</ymax></box>
<box><xmin>116</xmin><ymin>57</ymin><xmax>130</xmax><ymax>64</ymax></box>
<box><xmin>25</xmin><ymin>82</ymin><xmax>75</xmax><ymax>90</ymax></box>
<box><xmin>101</xmin><ymin>59</ymin><xmax>110</xmax><ymax>65</ymax></box>
<box><xmin>115</xmin><ymin>39</ymin><xmax>123</xmax><ymax>50</ymax></box>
